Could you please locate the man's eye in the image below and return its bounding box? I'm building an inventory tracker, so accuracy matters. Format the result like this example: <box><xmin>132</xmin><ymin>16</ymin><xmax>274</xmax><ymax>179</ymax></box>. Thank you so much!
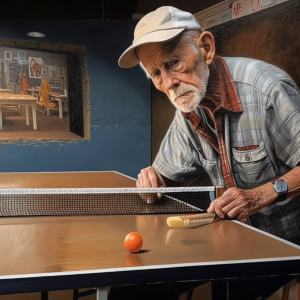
<box><xmin>153</xmin><ymin>70</ymin><xmax>161</xmax><ymax>77</ymax></box>
<box><xmin>171</xmin><ymin>60</ymin><xmax>179</xmax><ymax>66</ymax></box>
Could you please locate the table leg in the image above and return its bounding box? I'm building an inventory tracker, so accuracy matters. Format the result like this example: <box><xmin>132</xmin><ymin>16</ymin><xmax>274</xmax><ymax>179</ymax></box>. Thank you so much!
<box><xmin>58</xmin><ymin>98</ymin><xmax>63</xmax><ymax>119</ymax></box>
<box><xmin>282</xmin><ymin>282</ymin><xmax>291</xmax><ymax>300</ymax></box>
<box><xmin>96</xmin><ymin>288</ymin><xmax>108</xmax><ymax>300</ymax></box>
<box><xmin>63</xmin><ymin>98</ymin><xmax>68</xmax><ymax>112</ymax></box>
<box><xmin>31</xmin><ymin>103</ymin><xmax>37</xmax><ymax>130</ymax></box>
<box><xmin>0</xmin><ymin>105</ymin><xmax>2</xmax><ymax>130</ymax></box>
<box><xmin>296</xmin><ymin>275</ymin><xmax>300</xmax><ymax>300</ymax></box>
<box><xmin>25</xmin><ymin>104</ymin><xmax>29</xmax><ymax>126</ymax></box>
<box><xmin>41</xmin><ymin>291</ymin><xmax>48</xmax><ymax>300</ymax></box>
<box><xmin>211</xmin><ymin>280</ymin><xmax>227</xmax><ymax>300</ymax></box>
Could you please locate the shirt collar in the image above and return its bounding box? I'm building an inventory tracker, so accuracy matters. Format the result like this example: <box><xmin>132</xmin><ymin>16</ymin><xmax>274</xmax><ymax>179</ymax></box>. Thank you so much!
<box><xmin>202</xmin><ymin>55</ymin><xmax>243</xmax><ymax>114</ymax></box>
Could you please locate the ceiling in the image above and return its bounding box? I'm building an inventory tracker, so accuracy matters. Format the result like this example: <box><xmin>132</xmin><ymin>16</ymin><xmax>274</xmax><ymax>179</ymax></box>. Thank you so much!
<box><xmin>0</xmin><ymin>0</ymin><xmax>223</xmax><ymax>19</ymax></box>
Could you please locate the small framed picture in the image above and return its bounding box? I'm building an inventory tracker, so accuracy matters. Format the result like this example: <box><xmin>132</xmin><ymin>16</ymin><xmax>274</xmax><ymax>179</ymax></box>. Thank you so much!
<box><xmin>48</xmin><ymin>65</ymin><xmax>57</xmax><ymax>79</ymax></box>
<box><xmin>205</xmin><ymin>15</ymin><xmax>218</xmax><ymax>28</ymax></box>
<box><xmin>18</xmin><ymin>51</ymin><xmax>26</xmax><ymax>60</ymax></box>
<box><xmin>58</xmin><ymin>74</ymin><xmax>65</xmax><ymax>80</ymax></box>
<box><xmin>57</xmin><ymin>67</ymin><xmax>64</xmax><ymax>75</ymax></box>
<box><xmin>42</xmin><ymin>67</ymin><xmax>48</xmax><ymax>75</ymax></box>
<box><xmin>4</xmin><ymin>51</ymin><xmax>12</xmax><ymax>60</ymax></box>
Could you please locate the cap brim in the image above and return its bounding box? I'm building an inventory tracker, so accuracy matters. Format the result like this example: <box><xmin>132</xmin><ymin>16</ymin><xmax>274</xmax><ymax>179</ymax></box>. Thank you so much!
<box><xmin>118</xmin><ymin>28</ymin><xmax>186</xmax><ymax>68</ymax></box>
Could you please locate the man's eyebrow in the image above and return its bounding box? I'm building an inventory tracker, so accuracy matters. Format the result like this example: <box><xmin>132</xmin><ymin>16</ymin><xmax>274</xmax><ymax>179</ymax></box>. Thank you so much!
<box><xmin>147</xmin><ymin>65</ymin><xmax>157</xmax><ymax>76</ymax></box>
<box><xmin>147</xmin><ymin>67</ymin><xmax>153</xmax><ymax>75</ymax></box>
<box><xmin>147</xmin><ymin>54</ymin><xmax>182</xmax><ymax>75</ymax></box>
<box><xmin>162</xmin><ymin>55</ymin><xmax>181</xmax><ymax>63</ymax></box>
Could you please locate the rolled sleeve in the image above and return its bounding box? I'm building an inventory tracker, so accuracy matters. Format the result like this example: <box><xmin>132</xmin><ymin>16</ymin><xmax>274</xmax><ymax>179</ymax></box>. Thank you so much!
<box><xmin>267</xmin><ymin>81</ymin><xmax>300</xmax><ymax>168</ymax></box>
<box><xmin>152</xmin><ymin>119</ymin><xmax>206</xmax><ymax>184</ymax></box>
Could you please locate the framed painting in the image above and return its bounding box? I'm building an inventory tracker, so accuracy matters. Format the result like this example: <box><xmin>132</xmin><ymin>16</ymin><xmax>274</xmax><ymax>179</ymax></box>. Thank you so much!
<box><xmin>4</xmin><ymin>51</ymin><xmax>12</xmax><ymax>60</ymax></box>
<box><xmin>48</xmin><ymin>65</ymin><xmax>57</xmax><ymax>79</ymax></box>
<box><xmin>28</xmin><ymin>57</ymin><xmax>42</xmax><ymax>78</ymax></box>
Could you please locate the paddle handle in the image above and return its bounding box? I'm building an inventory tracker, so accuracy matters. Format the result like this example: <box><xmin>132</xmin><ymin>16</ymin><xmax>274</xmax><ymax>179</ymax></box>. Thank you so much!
<box><xmin>166</xmin><ymin>212</ymin><xmax>216</xmax><ymax>228</ymax></box>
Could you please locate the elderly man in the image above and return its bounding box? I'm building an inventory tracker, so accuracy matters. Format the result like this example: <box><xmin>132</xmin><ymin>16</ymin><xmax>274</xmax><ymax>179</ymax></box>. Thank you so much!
<box><xmin>114</xmin><ymin>5</ymin><xmax>300</xmax><ymax>300</ymax></box>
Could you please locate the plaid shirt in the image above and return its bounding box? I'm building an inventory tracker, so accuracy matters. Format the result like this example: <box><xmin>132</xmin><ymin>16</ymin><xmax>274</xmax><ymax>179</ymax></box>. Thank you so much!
<box><xmin>181</xmin><ymin>56</ymin><xmax>243</xmax><ymax>189</ymax></box>
<box><xmin>153</xmin><ymin>56</ymin><xmax>300</xmax><ymax>242</ymax></box>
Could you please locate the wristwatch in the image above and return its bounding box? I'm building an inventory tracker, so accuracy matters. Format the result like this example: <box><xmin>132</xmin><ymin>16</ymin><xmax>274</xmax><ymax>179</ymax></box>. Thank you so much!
<box><xmin>272</xmin><ymin>179</ymin><xmax>288</xmax><ymax>202</ymax></box>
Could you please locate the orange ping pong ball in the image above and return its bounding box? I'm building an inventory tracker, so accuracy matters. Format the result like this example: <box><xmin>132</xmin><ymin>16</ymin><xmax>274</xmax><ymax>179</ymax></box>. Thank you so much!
<box><xmin>124</xmin><ymin>232</ymin><xmax>143</xmax><ymax>253</ymax></box>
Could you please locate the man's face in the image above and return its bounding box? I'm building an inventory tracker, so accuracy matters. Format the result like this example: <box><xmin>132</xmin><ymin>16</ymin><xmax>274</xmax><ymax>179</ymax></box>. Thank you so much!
<box><xmin>137</xmin><ymin>40</ymin><xmax>209</xmax><ymax>113</ymax></box>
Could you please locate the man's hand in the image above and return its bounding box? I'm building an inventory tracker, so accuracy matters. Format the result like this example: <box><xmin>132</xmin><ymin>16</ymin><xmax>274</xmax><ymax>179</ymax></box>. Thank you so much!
<box><xmin>136</xmin><ymin>166</ymin><xmax>163</xmax><ymax>188</ymax></box>
<box><xmin>136</xmin><ymin>166</ymin><xmax>165</xmax><ymax>203</ymax></box>
<box><xmin>207</xmin><ymin>186</ymin><xmax>274</xmax><ymax>221</ymax></box>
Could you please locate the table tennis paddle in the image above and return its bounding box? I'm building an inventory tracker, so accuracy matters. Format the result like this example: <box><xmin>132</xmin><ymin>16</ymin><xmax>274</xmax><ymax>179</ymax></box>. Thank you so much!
<box><xmin>166</xmin><ymin>186</ymin><xmax>225</xmax><ymax>228</ymax></box>
<box><xmin>166</xmin><ymin>212</ymin><xmax>223</xmax><ymax>228</ymax></box>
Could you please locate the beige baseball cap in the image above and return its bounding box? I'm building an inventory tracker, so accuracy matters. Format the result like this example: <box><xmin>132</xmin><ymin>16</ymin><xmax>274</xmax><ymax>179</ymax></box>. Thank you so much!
<box><xmin>118</xmin><ymin>6</ymin><xmax>203</xmax><ymax>68</ymax></box>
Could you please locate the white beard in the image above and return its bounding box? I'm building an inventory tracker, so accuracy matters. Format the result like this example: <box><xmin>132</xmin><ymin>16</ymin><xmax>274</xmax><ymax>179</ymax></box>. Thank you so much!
<box><xmin>169</xmin><ymin>59</ymin><xmax>210</xmax><ymax>113</ymax></box>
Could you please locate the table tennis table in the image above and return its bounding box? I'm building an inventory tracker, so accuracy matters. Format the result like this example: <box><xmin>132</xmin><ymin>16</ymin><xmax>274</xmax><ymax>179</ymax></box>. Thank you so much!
<box><xmin>0</xmin><ymin>171</ymin><xmax>300</xmax><ymax>300</ymax></box>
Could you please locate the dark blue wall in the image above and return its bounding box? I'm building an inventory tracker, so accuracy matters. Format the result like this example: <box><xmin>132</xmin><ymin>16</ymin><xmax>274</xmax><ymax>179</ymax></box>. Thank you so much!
<box><xmin>0</xmin><ymin>20</ymin><xmax>151</xmax><ymax>178</ymax></box>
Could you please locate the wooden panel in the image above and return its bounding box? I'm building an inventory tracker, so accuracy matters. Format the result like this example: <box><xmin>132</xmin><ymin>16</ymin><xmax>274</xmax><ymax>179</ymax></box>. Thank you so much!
<box><xmin>211</xmin><ymin>0</ymin><xmax>300</xmax><ymax>87</ymax></box>
<box><xmin>151</xmin><ymin>84</ymin><xmax>175</xmax><ymax>163</ymax></box>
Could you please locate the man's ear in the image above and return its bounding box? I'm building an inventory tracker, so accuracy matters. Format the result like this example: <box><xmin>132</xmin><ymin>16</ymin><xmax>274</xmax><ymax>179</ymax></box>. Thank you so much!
<box><xmin>196</xmin><ymin>31</ymin><xmax>215</xmax><ymax>65</ymax></box>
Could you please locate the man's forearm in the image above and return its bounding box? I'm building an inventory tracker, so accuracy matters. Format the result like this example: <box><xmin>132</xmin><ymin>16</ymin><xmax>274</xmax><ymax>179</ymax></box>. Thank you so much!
<box><xmin>207</xmin><ymin>165</ymin><xmax>300</xmax><ymax>220</ymax></box>
<box><xmin>255</xmin><ymin>165</ymin><xmax>300</xmax><ymax>204</ymax></box>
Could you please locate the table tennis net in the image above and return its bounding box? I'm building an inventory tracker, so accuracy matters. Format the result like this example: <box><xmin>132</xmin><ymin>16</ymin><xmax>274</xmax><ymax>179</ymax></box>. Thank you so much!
<box><xmin>0</xmin><ymin>187</ymin><xmax>222</xmax><ymax>217</ymax></box>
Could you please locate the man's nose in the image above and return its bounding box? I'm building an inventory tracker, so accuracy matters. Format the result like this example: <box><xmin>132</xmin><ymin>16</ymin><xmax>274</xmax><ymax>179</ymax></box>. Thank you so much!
<box><xmin>162</xmin><ymin>71</ymin><xmax>180</xmax><ymax>90</ymax></box>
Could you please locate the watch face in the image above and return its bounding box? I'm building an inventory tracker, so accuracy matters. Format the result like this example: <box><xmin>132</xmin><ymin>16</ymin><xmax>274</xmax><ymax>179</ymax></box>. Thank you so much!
<box><xmin>275</xmin><ymin>180</ymin><xmax>288</xmax><ymax>193</ymax></box>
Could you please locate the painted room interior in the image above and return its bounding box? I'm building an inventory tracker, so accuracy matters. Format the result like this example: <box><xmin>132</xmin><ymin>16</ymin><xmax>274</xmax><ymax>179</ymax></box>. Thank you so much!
<box><xmin>0</xmin><ymin>19</ymin><xmax>151</xmax><ymax>178</ymax></box>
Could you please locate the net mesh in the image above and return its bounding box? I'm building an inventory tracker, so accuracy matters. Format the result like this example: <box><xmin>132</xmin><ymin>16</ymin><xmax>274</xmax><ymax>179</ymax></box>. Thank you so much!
<box><xmin>0</xmin><ymin>187</ymin><xmax>216</xmax><ymax>217</ymax></box>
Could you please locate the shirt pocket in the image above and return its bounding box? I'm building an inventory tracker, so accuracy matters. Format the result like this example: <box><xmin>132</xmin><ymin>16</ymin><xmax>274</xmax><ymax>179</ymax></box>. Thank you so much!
<box><xmin>232</xmin><ymin>142</ymin><xmax>275</xmax><ymax>186</ymax></box>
